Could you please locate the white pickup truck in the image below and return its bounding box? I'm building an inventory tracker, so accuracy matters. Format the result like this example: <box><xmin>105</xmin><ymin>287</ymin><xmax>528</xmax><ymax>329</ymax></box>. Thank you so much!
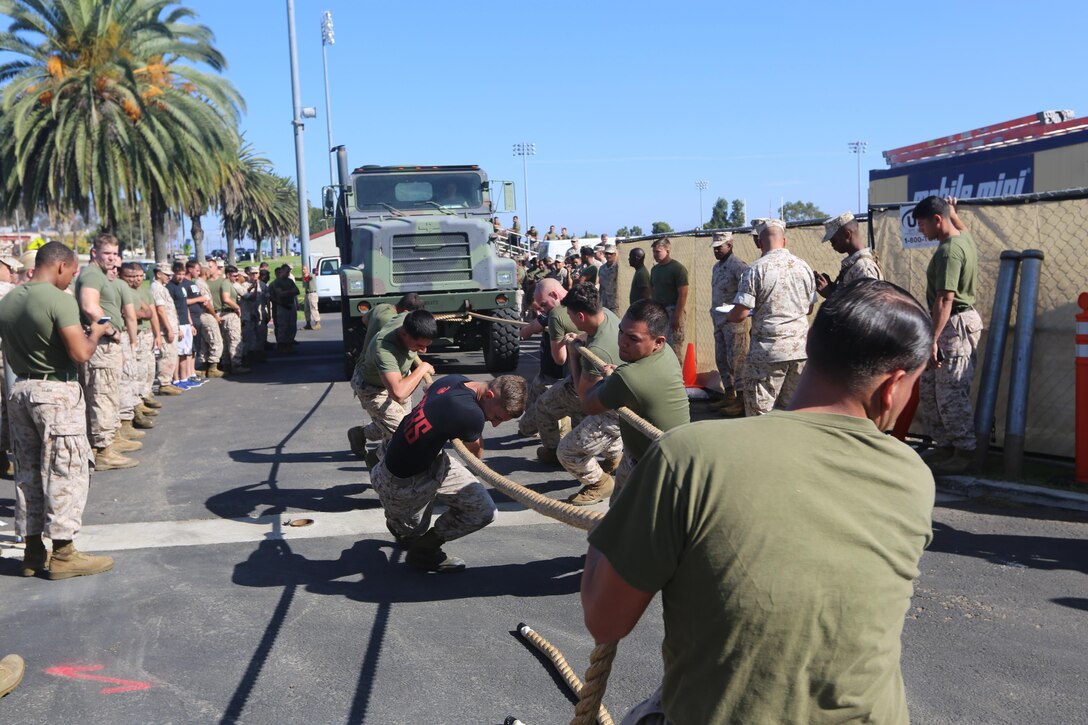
<box><xmin>308</xmin><ymin>255</ymin><xmax>341</xmax><ymax>311</ymax></box>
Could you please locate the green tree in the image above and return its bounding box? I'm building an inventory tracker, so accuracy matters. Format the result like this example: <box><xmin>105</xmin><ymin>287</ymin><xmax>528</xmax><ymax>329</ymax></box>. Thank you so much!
<box><xmin>0</xmin><ymin>0</ymin><xmax>245</xmax><ymax>263</ymax></box>
<box><xmin>630</xmin><ymin>225</ymin><xmax>643</xmax><ymax>236</ymax></box>
<box><xmin>780</xmin><ymin>200</ymin><xmax>825</xmax><ymax>222</ymax></box>
<box><xmin>651</xmin><ymin>221</ymin><xmax>673</xmax><ymax>234</ymax></box>
<box><xmin>728</xmin><ymin>199</ymin><xmax>746</xmax><ymax>227</ymax></box>
<box><xmin>704</xmin><ymin>197</ymin><xmax>730</xmax><ymax>229</ymax></box>
<box><xmin>308</xmin><ymin>201</ymin><xmax>327</xmax><ymax>235</ymax></box>
<box><xmin>615</xmin><ymin>226</ymin><xmax>629</xmax><ymax>238</ymax></box>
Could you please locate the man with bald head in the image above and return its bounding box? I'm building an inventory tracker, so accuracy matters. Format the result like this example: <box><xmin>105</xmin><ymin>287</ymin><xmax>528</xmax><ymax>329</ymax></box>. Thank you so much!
<box><xmin>517</xmin><ymin>277</ymin><xmax>583</xmax><ymax>462</ymax></box>
<box><xmin>727</xmin><ymin>219</ymin><xmax>816</xmax><ymax>416</ymax></box>
<box><xmin>628</xmin><ymin>247</ymin><xmax>652</xmax><ymax>304</ymax></box>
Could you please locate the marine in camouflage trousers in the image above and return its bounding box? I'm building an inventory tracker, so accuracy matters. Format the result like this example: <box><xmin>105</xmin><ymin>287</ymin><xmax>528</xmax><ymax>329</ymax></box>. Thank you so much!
<box><xmin>136</xmin><ymin>329</ymin><xmax>156</xmax><ymax>398</ymax></box>
<box><xmin>9</xmin><ymin>380</ymin><xmax>93</xmax><ymax>540</ymax></box>
<box><xmin>219</xmin><ymin>312</ymin><xmax>243</xmax><ymax>368</ymax></box>
<box><xmin>665</xmin><ymin>304</ymin><xmax>685</xmax><ymax>359</ymax></box>
<box><xmin>119</xmin><ymin>342</ymin><xmax>141</xmax><ymax>422</ymax></box>
<box><xmin>517</xmin><ymin>372</ymin><xmax>559</xmax><ymax>438</ymax></box>
<box><xmin>525</xmin><ymin>376</ymin><xmax>583</xmax><ymax>449</ymax></box>
<box><xmin>713</xmin><ymin>316</ymin><xmax>750</xmax><ymax>390</ymax></box>
<box><xmin>558</xmin><ymin>410</ymin><xmax>623</xmax><ymax>487</ymax></box>
<box><xmin>352</xmin><ymin>378</ymin><xmax>411</xmax><ymax>455</ymax></box>
<box><xmin>80</xmin><ymin>338</ymin><xmax>122</xmax><ymax>448</ymax></box>
<box><xmin>199</xmin><ymin>312</ymin><xmax>224</xmax><ymax>366</ymax></box>
<box><xmin>744</xmin><ymin>359</ymin><xmax>805</xmax><ymax>417</ymax></box>
<box><xmin>305</xmin><ymin>291</ymin><xmax>320</xmax><ymax>328</ymax></box>
<box><xmin>243</xmin><ymin>314</ymin><xmax>261</xmax><ymax>360</ymax></box>
<box><xmin>919</xmin><ymin>309</ymin><xmax>983</xmax><ymax>451</ymax></box>
<box><xmin>371</xmin><ymin>452</ymin><xmax>496</xmax><ymax>542</ymax></box>
<box><xmin>157</xmin><ymin>322</ymin><xmax>178</xmax><ymax>387</ymax></box>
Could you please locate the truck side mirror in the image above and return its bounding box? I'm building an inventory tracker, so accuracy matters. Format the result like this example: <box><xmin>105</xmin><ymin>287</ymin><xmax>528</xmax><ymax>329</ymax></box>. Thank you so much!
<box><xmin>323</xmin><ymin>187</ymin><xmax>336</xmax><ymax>218</ymax></box>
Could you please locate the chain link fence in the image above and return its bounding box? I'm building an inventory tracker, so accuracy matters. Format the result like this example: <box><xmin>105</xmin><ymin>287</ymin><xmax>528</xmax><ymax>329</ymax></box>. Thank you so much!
<box><xmin>614</xmin><ymin>193</ymin><xmax>1080</xmax><ymax>458</ymax></box>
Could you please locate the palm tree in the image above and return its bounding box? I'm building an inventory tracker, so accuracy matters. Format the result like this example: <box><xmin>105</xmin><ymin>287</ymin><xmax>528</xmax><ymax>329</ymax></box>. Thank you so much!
<box><xmin>0</xmin><ymin>0</ymin><xmax>243</xmax><ymax>261</ymax></box>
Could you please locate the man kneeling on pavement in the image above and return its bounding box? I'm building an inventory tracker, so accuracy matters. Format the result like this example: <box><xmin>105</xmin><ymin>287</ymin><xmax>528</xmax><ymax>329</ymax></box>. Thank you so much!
<box><xmin>371</xmin><ymin>374</ymin><xmax>528</xmax><ymax>572</ymax></box>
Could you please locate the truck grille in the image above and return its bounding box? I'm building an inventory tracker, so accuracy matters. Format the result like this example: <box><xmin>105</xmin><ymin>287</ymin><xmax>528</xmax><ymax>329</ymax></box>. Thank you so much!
<box><xmin>390</xmin><ymin>233</ymin><xmax>473</xmax><ymax>285</ymax></box>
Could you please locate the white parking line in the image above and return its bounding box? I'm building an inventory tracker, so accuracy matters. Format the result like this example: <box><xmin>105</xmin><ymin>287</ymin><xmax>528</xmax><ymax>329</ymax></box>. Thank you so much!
<box><xmin>0</xmin><ymin>506</ymin><xmax>582</xmax><ymax>556</ymax></box>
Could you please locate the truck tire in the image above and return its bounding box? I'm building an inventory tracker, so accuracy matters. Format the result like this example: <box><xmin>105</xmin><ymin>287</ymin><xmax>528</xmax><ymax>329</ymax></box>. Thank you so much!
<box><xmin>483</xmin><ymin>308</ymin><xmax>520</xmax><ymax>374</ymax></box>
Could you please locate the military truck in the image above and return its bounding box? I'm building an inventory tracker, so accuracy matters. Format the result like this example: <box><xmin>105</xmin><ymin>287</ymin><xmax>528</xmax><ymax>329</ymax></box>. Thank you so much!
<box><xmin>328</xmin><ymin>149</ymin><xmax>523</xmax><ymax>379</ymax></box>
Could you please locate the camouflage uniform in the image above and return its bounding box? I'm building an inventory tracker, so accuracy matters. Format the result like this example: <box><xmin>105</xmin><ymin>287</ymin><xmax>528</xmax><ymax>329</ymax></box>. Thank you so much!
<box><xmin>151</xmin><ymin>280</ymin><xmax>178</xmax><ymax>386</ymax></box>
<box><xmin>220</xmin><ymin>312</ymin><xmax>243</xmax><ymax>368</ymax></box>
<box><xmin>351</xmin><ymin>369</ymin><xmax>412</xmax><ymax>452</ymax></box>
<box><xmin>598</xmin><ymin>262</ymin><xmax>619</xmax><ymax>313</ymax></box>
<box><xmin>528</xmin><ymin>376</ymin><xmax>583</xmax><ymax>449</ymax></box>
<box><xmin>239</xmin><ymin>281</ymin><xmax>263</xmax><ymax>358</ymax></box>
<box><xmin>197</xmin><ymin>278</ymin><xmax>224</xmax><ymax>366</ymax></box>
<box><xmin>664</xmin><ymin>305</ymin><xmax>685</xmax><ymax>359</ymax></box>
<box><xmin>9</xmin><ymin>380</ymin><xmax>92</xmax><ymax>540</ymax></box>
<box><xmin>558</xmin><ymin>410</ymin><xmax>623</xmax><ymax>487</ymax></box>
<box><xmin>370</xmin><ymin>452</ymin><xmax>496</xmax><ymax>541</ymax></box>
<box><xmin>839</xmin><ymin>248</ymin><xmax>884</xmax><ymax>286</ymax></box>
<box><xmin>710</xmin><ymin>252</ymin><xmax>750</xmax><ymax>390</ymax></box>
<box><xmin>734</xmin><ymin>248</ymin><xmax>815</xmax><ymax>416</ymax></box>
<box><xmin>118</xmin><ymin>343</ymin><xmax>141</xmax><ymax>422</ymax></box>
<box><xmin>304</xmin><ymin>275</ymin><xmax>320</xmax><ymax>328</ymax></box>
<box><xmin>517</xmin><ymin>372</ymin><xmax>559</xmax><ymax>438</ymax></box>
<box><xmin>918</xmin><ymin>309</ymin><xmax>983</xmax><ymax>450</ymax></box>
<box><xmin>80</xmin><ymin>339</ymin><xmax>122</xmax><ymax>448</ymax></box>
<box><xmin>136</xmin><ymin>329</ymin><xmax>156</xmax><ymax>398</ymax></box>
<box><xmin>612</xmin><ymin>447</ymin><xmax>636</xmax><ymax>501</ymax></box>
<box><xmin>0</xmin><ymin>280</ymin><xmax>16</xmax><ymax>455</ymax></box>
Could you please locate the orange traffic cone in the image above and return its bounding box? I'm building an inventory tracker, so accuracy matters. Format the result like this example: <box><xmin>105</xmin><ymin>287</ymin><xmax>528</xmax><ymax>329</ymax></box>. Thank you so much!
<box><xmin>682</xmin><ymin>343</ymin><xmax>698</xmax><ymax>388</ymax></box>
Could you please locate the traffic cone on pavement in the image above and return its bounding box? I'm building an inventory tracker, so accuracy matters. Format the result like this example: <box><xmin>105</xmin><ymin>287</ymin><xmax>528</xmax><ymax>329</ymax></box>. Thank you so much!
<box><xmin>682</xmin><ymin>343</ymin><xmax>698</xmax><ymax>388</ymax></box>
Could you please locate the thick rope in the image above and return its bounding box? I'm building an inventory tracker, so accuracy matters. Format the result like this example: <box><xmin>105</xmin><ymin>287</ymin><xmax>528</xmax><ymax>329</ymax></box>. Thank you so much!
<box><xmin>571</xmin><ymin>641</ymin><xmax>619</xmax><ymax>725</ymax></box>
<box><xmin>576</xmin><ymin>346</ymin><xmax>664</xmax><ymax>440</ymax></box>
<box><xmin>450</xmin><ymin>439</ymin><xmax>602</xmax><ymax>531</ymax></box>
<box><xmin>517</xmin><ymin>624</ymin><xmax>615</xmax><ymax>725</ymax></box>
<box><xmin>431</xmin><ymin>311</ymin><xmax>529</xmax><ymax>326</ymax></box>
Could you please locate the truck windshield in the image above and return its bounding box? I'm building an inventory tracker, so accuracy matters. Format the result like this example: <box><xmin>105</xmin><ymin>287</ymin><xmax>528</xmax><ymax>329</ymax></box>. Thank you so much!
<box><xmin>355</xmin><ymin>172</ymin><xmax>484</xmax><ymax>212</ymax></box>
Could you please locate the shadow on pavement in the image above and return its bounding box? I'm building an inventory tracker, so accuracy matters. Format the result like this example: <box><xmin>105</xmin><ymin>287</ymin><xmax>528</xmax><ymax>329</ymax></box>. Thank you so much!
<box><xmin>206</xmin><ymin>480</ymin><xmax>377</xmax><ymax>520</ymax></box>
<box><xmin>1052</xmin><ymin>597</ymin><xmax>1088</xmax><ymax>612</ymax></box>
<box><xmin>930</xmin><ymin>521</ymin><xmax>1088</xmax><ymax>574</ymax></box>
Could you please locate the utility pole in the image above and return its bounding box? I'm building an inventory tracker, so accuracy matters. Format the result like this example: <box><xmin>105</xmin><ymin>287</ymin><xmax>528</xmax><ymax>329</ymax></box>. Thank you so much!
<box><xmin>512</xmin><ymin>142</ymin><xmax>536</xmax><ymax>235</ymax></box>
<box><xmin>286</xmin><ymin>0</ymin><xmax>315</xmax><ymax>267</ymax></box>
<box><xmin>848</xmin><ymin>140</ymin><xmax>868</xmax><ymax>214</ymax></box>
<box><xmin>321</xmin><ymin>11</ymin><xmax>336</xmax><ymax>189</ymax></box>
<box><xmin>695</xmin><ymin>180</ymin><xmax>708</xmax><ymax>228</ymax></box>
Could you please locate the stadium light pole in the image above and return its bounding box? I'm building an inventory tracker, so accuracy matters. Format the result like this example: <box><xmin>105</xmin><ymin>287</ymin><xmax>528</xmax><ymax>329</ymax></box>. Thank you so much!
<box><xmin>848</xmin><ymin>141</ymin><xmax>868</xmax><ymax>214</ymax></box>
<box><xmin>513</xmin><ymin>142</ymin><xmax>536</xmax><ymax>235</ymax></box>
<box><xmin>286</xmin><ymin>0</ymin><xmax>311</xmax><ymax>266</ymax></box>
<box><xmin>696</xmin><ymin>180</ymin><xmax>709</xmax><ymax>228</ymax></box>
<box><xmin>320</xmin><ymin>11</ymin><xmax>335</xmax><ymax>189</ymax></box>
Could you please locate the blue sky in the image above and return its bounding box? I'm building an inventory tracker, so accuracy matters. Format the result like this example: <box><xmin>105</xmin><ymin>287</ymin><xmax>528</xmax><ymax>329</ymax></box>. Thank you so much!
<box><xmin>13</xmin><ymin>0</ymin><xmax>1088</xmax><ymax>244</ymax></box>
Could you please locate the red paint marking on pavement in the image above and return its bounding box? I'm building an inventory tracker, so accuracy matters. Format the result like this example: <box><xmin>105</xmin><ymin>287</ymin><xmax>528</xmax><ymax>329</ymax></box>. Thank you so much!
<box><xmin>45</xmin><ymin>664</ymin><xmax>152</xmax><ymax>694</ymax></box>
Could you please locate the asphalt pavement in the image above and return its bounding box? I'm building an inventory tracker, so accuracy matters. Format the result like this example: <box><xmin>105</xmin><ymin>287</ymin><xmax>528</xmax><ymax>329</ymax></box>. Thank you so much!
<box><xmin>1</xmin><ymin>318</ymin><xmax>1085</xmax><ymax>724</ymax></box>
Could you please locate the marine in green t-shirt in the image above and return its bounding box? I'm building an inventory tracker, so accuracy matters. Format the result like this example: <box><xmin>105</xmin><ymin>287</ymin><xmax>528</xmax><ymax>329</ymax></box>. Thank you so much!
<box><xmin>628</xmin><ymin>248</ymin><xmax>652</xmax><ymax>305</ymax></box>
<box><xmin>0</xmin><ymin>282</ymin><xmax>84</xmax><ymax>376</ymax></box>
<box><xmin>362</xmin><ymin>303</ymin><xmax>398</xmax><ymax>356</ymax></box>
<box><xmin>75</xmin><ymin>262</ymin><xmax>123</xmax><ymax>326</ymax></box>
<box><xmin>362</xmin><ymin>329</ymin><xmax>417</xmax><ymax>387</ymax></box>
<box><xmin>578</xmin><ymin>307</ymin><xmax>620</xmax><ymax>378</ymax></box>
<box><xmin>925</xmin><ymin>231</ymin><xmax>977</xmax><ymax>309</ymax></box>
<box><xmin>649</xmin><ymin>256</ymin><xmax>689</xmax><ymax>306</ymax></box>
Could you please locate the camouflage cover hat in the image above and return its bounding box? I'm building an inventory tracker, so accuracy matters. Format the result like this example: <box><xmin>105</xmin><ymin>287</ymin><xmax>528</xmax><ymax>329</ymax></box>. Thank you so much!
<box><xmin>603</xmin><ymin>244</ymin><xmax>617</xmax><ymax>253</ymax></box>
<box><xmin>19</xmin><ymin>249</ymin><xmax>37</xmax><ymax>269</ymax></box>
<box><xmin>822</xmin><ymin>211</ymin><xmax>855</xmax><ymax>242</ymax></box>
<box><xmin>244</xmin><ymin>265</ymin><xmax>258</xmax><ymax>274</ymax></box>
<box><xmin>0</xmin><ymin>255</ymin><xmax>24</xmax><ymax>272</ymax></box>
<box><xmin>711</xmin><ymin>231</ymin><xmax>733</xmax><ymax>247</ymax></box>
<box><xmin>749</xmin><ymin>218</ymin><xmax>768</xmax><ymax>236</ymax></box>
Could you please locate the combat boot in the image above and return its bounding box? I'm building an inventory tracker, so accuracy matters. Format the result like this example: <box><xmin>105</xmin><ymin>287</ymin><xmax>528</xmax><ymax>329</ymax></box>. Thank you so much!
<box><xmin>718</xmin><ymin>397</ymin><xmax>745</xmax><ymax>418</ymax></box>
<box><xmin>20</xmin><ymin>534</ymin><xmax>49</xmax><ymax>577</ymax></box>
<box><xmin>919</xmin><ymin>445</ymin><xmax>955</xmax><ymax>465</ymax></box>
<box><xmin>136</xmin><ymin>403</ymin><xmax>158</xmax><ymax>417</ymax></box>
<box><xmin>405</xmin><ymin>529</ymin><xmax>465</xmax><ymax>573</ymax></box>
<box><xmin>364</xmin><ymin>449</ymin><xmax>380</xmax><ymax>470</ymax></box>
<box><xmin>930</xmin><ymin>448</ymin><xmax>975</xmax><ymax>476</ymax></box>
<box><xmin>141</xmin><ymin>396</ymin><xmax>163</xmax><ymax>409</ymax></box>
<box><xmin>536</xmin><ymin>446</ymin><xmax>560</xmax><ymax>465</ymax></box>
<box><xmin>133</xmin><ymin>409</ymin><xmax>155</xmax><ymax>429</ymax></box>
<box><xmin>312</xmin><ymin>323</ymin><xmax>321</xmax><ymax>330</ymax></box>
<box><xmin>206</xmin><ymin>363</ymin><xmax>225</xmax><ymax>378</ymax></box>
<box><xmin>0</xmin><ymin>450</ymin><xmax>11</xmax><ymax>479</ymax></box>
<box><xmin>120</xmin><ymin>420</ymin><xmax>146</xmax><ymax>440</ymax></box>
<box><xmin>567</xmin><ymin>473</ymin><xmax>615</xmax><ymax>506</ymax></box>
<box><xmin>0</xmin><ymin>654</ymin><xmax>25</xmax><ymax>699</ymax></box>
<box><xmin>600</xmin><ymin>452</ymin><xmax>623</xmax><ymax>474</ymax></box>
<box><xmin>347</xmin><ymin>426</ymin><xmax>368</xmax><ymax>458</ymax></box>
<box><xmin>157</xmin><ymin>384</ymin><xmax>184</xmax><ymax>396</ymax></box>
<box><xmin>47</xmin><ymin>540</ymin><xmax>114</xmax><ymax>580</ymax></box>
<box><xmin>232</xmin><ymin>364</ymin><xmax>251</xmax><ymax>374</ymax></box>
<box><xmin>95</xmin><ymin>445</ymin><xmax>139</xmax><ymax>470</ymax></box>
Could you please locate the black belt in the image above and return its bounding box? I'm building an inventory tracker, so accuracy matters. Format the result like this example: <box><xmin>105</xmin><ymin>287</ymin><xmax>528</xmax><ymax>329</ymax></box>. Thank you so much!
<box><xmin>952</xmin><ymin>304</ymin><xmax>974</xmax><ymax>314</ymax></box>
<box><xmin>16</xmin><ymin>372</ymin><xmax>78</xmax><ymax>383</ymax></box>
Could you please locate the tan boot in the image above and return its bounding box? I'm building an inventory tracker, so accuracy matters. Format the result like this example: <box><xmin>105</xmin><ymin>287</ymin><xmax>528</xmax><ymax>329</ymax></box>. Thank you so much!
<box><xmin>47</xmin><ymin>540</ymin><xmax>114</xmax><ymax>580</ymax></box>
<box><xmin>600</xmin><ymin>453</ymin><xmax>623</xmax><ymax>474</ymax></box>
<box><xmin>137</xmin><ymin>403</ymin><xmax>158</xmax><ymax>417</ymax></box>
<box><xmin>347</xmin><ymin>426</ymin><xmax>368</xmax><ymax>458</ymax></box>
<box><xmin>0</xmin><ymin>654</ymin><xmax>25</xmax><ymax>699</ymax></box>
<box><xmin>718</xmin><ymin>398</ymin><xmax>745</xmax><ymax>418</ymax></box>
<box><xmin>568</xmin><ymin>474</ymin><xmax>615</xmax><ymax>506</ymax></box>
<box><xmin>206</xmin><ymin>363</ymin><xmax>225</xmax><ymax>378</ymax></box>
<box><xmin>930</xmin><ymin>448</ymin><xmax>975</xmax><ymax>476</ymax></box>
<box><xmin>113</xmin><ymin>434</ymin><xmax>143</xmax><ymax>452</ymax></box>
<box><xmin>20</xmin><ymin>534</ymin><xmax>49</xmax><ymax>577</ymax></box>
<box><xmin>141</xmin><ymin>396</ymin><xmax>163</xmax><ymax>409</ymax></box>
<box><xmin>133</xmin><ymin>409</ymin><xmax>155</xmax><ymax>429</ymax></box>
<box><xmin>95</xmin><ymin>445</ymin><xmax>139</xmax><ymax>470</ymax></box>
<box><xmin>157</xmin><ymin>384</ymin><xmax>184</xmax><ymax>396</ymax></box>
<box><xmin>312</xmin><ymin>323</ymin><xmax>321</xmax><ymax>330</ymax></box>
<box><xmin>120</xmin><ymin>420</ymin><xmax>146</xmax><ymax>440</ymax></box>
